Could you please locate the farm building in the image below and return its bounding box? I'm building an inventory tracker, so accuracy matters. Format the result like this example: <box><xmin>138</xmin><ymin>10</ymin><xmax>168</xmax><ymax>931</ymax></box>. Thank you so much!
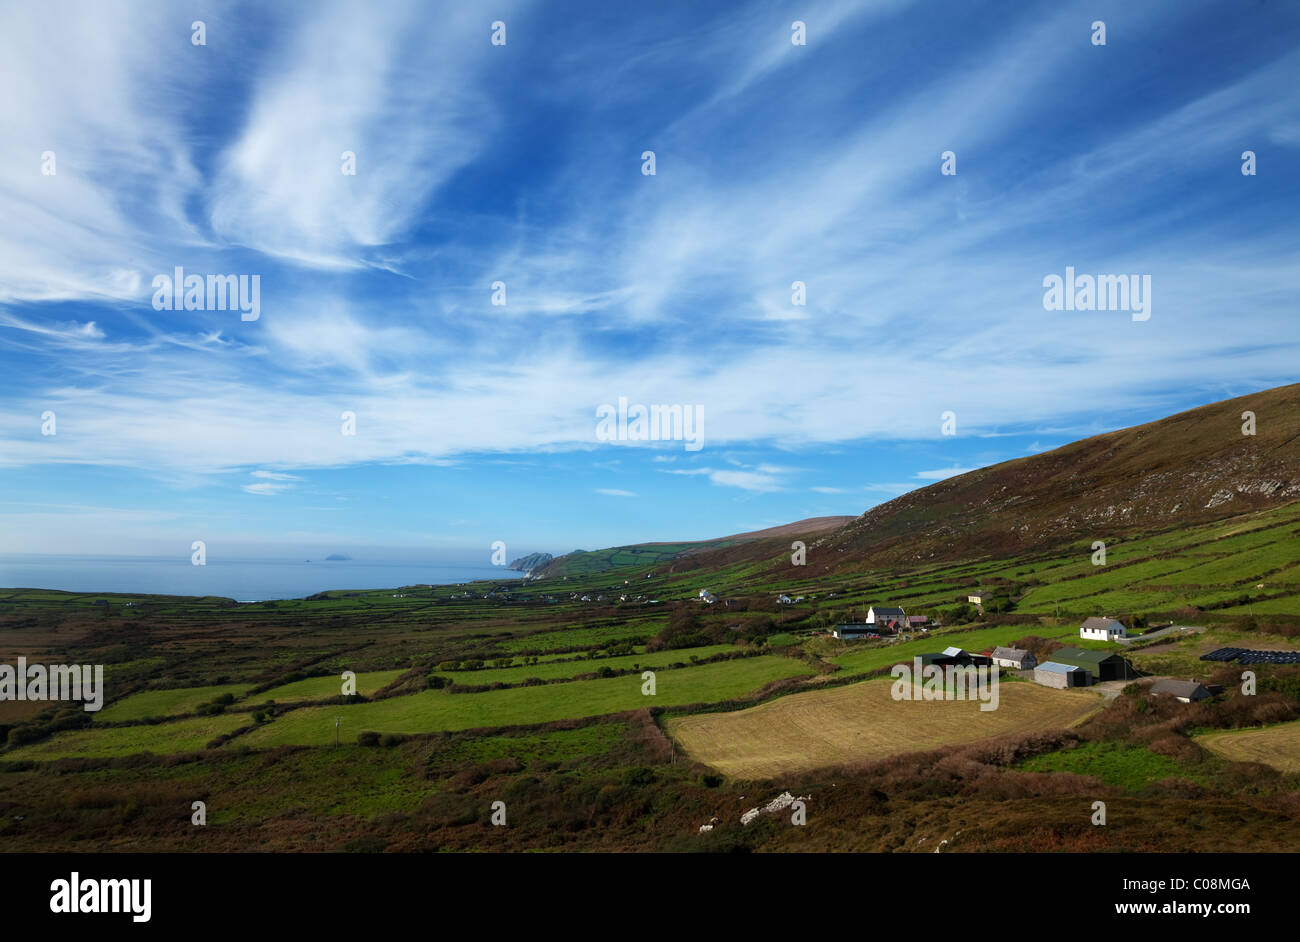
<box><xmin>832</xmin><ymin>624</ymin><xmax>878</xmax><ymax>640</ymax></box>
<box><xmin>990</xmin><ymin>646</ymin><xmax>1037</xmax><ymax>670</ymax></box>
<box><xmin>1149</xmin><ymin>679</ymin><xmax>1213</xmax><ymax>703</ymax></box>
<box><xmin>907</xmin><ymin>615</ymin><xmax>930</xmax><ymax>628</ymax></box>
<box><xmin>918</xmin><ymin>646</ymin><xmax>993</xmax><ymax>668</ymax></box>
<box><xmin>1050</xmin><ymin>646</ymin><xmax>1137</xmax><ymax>682</ymax></box>
<box><xmin>1080</xmin><ymin>616</ymin><xmax>1128</xmax><ymax>641</ymax></box>
<box><xmin>968</xmin><ymin>592</ymin><xmax>989</xmax><ymax>605</ymax></box>
<box><xmin>866</xmin><ymin>605</ymin><xmax>906</xmax><ymax>627</ymax></box>
<box><xmin>1034</xmin><ymin>661</ymin><xmax>1092</xmax><ymax>688</ymax></box>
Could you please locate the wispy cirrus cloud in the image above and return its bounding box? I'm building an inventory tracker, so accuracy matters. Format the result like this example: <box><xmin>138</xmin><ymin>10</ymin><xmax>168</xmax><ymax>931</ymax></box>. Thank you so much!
<box><xmin>0</xmin><ymin>0</ymin><xmax>1295</xmax><ymax>555</ymax></box>
<box><xmin>242</xmin><ymin>470</ymin><xmax>303</xmax><ymax>495</ymax></box>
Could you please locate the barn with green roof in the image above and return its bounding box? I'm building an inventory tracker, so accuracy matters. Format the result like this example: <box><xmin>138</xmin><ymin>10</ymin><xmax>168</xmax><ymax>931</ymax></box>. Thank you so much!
<box><xmin>1048</xmin><ymin>646</ymin><xmax>1137</xmax><ymax>682</ymax></box>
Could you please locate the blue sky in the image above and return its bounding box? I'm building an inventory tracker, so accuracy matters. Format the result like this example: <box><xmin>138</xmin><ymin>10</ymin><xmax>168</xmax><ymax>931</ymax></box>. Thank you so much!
<box><xmin>0</xmin><ymin>0</ymin><xmax>1297</xmax><ymax>563</ymax></box>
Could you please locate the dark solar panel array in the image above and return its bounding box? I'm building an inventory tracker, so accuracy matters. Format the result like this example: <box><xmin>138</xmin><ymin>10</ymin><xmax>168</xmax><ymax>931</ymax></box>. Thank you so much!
<box><xmin>1200</xmin><ymin>647</ymin><xmax>1247</xmax><ymax>662</ymax></box>
<box><xmin>1200</xmin><ymin>647</ymin><xmax>1300</xmax><ymax>665</ymax></box>
<box><xmin>1237</xmin><ymin>650</ymin><xmax>1300</xmax><ymax>665</ymax></box>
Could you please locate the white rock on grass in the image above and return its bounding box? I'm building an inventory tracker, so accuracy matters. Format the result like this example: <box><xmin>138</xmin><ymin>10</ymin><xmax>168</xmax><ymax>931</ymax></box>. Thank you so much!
<box><xmin>741</xmin><ymin>791</ymin><xmax>808</xmax><ymax>826</ymax></box>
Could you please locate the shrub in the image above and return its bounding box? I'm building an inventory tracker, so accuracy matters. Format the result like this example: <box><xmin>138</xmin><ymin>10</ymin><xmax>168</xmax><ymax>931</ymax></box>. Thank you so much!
<box><xmin>7</xmin><ymin>724</ymin><xmax>47</xmax><ymax>746</ymax></box>
<box><xmin>340</xmin><ymin>836</ymin><xmax>388</xmax><ymax>853</ymax></box>
<box><xmin>357</xmin><ymin>731</ymin><xmax>381</xmax><ymax>747</ymax></box>
<box><xmin>621</xmin><ymin>767</ymin><xmax>655</xmax><ymax>786</ymax></box>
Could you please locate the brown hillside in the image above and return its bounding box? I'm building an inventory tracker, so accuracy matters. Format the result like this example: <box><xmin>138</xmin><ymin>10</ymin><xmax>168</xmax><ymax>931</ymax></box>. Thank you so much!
<box><xmin>823</xmin><ymin>383</ymin><xmax>1300</xmax><ymax>568</ymax></box>
<box><xmin>671</xmin><ymin>384</ymin><xmax>1300</xmax><ymax>577</ymax></box>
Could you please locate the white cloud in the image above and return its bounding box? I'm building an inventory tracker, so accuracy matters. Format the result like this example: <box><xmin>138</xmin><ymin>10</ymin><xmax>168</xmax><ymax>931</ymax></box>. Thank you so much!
<box><xmin>0</xmin><ymin>2</ymin><xmax>1294</xmax><ymax>488</ymax></box>
<box><xmin>242</xmin><ymin>470</ymin><xmax>302</xmax><ymax>494</ymax></box>
<box><xmin>241</xmin><ymin>482</ymin><xmax>293</xmax><ymax>495</ymax></box>
<box><xmin>207</xmin><ymin>2</ymin><xmax>495</xmax><ymax>268</ymax></box>
<box><xmin>665</xmin><ymin>466</ymin><xmax>784</xmax><ymax>493</ymax></box>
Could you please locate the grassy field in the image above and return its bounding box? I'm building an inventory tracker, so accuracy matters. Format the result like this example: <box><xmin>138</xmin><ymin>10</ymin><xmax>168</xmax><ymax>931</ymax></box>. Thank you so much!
<box><xmin>1196</xmin><ymin>720</ymin><xmax>1300</xmax><ymax>773</ymax></box>
<box><xmin>6</xmin><ymin>713</ymin><xmax>249</xmax><ymax>759</ymax></box>
<box><xmin>666</xmin><ymin>677</ymin><xmax>1102</xmax><ymax>779</ymax></box>
<box><xmin>234</xmin><ymin>655</ymin><xmax>812</xmax><ymax>747</ymax></box>
<box><xmin>97</xmin><ymin>683</ymin><xmax>257</xmax><ymax>722</ymax></box>
<box><xmin>492</xmin><ymin>620</ymin><xmax>664</xmax><ymax>653</ymax></box>
<box><xmin>429</xmin><ymin>644</ymin><xmax>739</xmax><ymax>686</ymax></box>
<box><xmin>1018</xmin><ymin>741</ymin><xmax>1216</xmax><ymax>789</ymax></box>
<box><xmin>253</xmin><ymin>669</ymin><xmax>408</xmax><ymax>703</ymax></box>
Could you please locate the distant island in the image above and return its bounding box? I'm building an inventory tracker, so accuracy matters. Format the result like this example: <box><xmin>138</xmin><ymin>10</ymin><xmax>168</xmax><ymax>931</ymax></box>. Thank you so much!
<box><xmin>507</xmin><ymin>552</ymin><xmax>553</xmax><ymax>574</ymax></box>
<box><xmin>324</xmin><ymin>553</ymin><xmax>352</xmax><ymax>561</ymax></box>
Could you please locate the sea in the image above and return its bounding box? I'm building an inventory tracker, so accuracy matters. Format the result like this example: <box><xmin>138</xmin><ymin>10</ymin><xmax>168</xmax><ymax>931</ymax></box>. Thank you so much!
<box><xmin>0</xmin><ymin>555</ymin><xmax>523</xmax><ymax>602</ymax></box>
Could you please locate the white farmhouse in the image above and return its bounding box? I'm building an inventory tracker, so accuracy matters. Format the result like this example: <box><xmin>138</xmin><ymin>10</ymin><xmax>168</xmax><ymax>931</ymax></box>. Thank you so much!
<box><xmin>1080</xmin><ymin>617</ymin><xmax>1128</xmax><ymax>641</ymax></box>
<box><xmin>866</xmin><ymin>605</ymin><xmax>906</xmax><ymax>627</ymax></box>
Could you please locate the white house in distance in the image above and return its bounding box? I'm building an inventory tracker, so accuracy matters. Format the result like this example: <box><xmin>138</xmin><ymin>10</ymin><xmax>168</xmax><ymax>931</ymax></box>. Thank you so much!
<box><xmin>698</xmin><ymin>589</ymin><xmax>717</xmax><ymax>604</ymax></box>
<box><xmin>1080</xmin><ymin>616</ymin><xmax>1128</xmax><ymax>641</ymax></box>
<box><xmin>968</xmin><ymin>592</ymin><xmax>989</xmax><ymax>605</ymax></box>
<box><xmin>866</xmin><ymin>605</ymin><xmax>906</xmax><ymax>627</ymax></box>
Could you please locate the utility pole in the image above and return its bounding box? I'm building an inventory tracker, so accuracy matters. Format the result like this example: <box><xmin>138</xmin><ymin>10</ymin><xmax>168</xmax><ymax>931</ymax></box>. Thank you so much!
<box><xmin>334</xmin><ymin>716</ymin><xmax>341</xmax><ymax>747</ymax></box>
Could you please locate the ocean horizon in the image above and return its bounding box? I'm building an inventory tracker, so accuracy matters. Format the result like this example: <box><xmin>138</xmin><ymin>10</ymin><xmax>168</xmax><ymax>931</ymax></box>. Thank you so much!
<box><xmin>0</xmin><ymin>554</ymin><xmax>524</xmax><ymax>602</ymax></box>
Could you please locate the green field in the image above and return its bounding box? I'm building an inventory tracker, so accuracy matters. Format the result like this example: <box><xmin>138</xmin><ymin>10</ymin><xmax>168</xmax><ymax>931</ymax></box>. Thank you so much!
<box><xmin>491</xmin><ymin>620</ymin><xmax>666</xmax><ymax>654</ymax></box>
<box><xmin>6</xmin><ymin>713</ymin><xmax>250</xmax><ymax>759</ymax></box>
<box><xmin>254</xmin><ymin>669</ymin><xmax>408</xmax><ymax>703</ymax></box>
<box><xmin>1018</xmin><ymin>741</ymin><xmax>1216</xmax><ymax>790</ymax></box>
<box><xmin>236</xmin><ymin>655</ymin><xmax>812</xmax><ymax>747</ymax></box>
<box><xmin>430</xmin><ymin>644</ymin><xmax>740</xmax><ymax>686</ymax></box>
<box><xmin>97</xmin><ymin>683</ymin><xmax>256</xmax><ymax>722</ymax></box>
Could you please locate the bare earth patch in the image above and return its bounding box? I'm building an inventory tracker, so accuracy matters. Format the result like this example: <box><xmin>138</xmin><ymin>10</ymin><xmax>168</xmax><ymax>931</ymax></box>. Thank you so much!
<box><xmin>666</xmin><ymin>678</ymin><xmax>1102</xmax><ymax>779</ymax></box>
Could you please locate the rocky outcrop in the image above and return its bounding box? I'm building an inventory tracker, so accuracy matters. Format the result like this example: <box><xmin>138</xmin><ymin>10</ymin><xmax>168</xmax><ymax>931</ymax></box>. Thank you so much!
<box><xmin>740</xmin><ymin>791</ymin><xmax>808</xmax><ymax>825</ymax></box>
<box><xmin>507</xmin><ymin>552</ymin><xmax>554</xmax><ymax>574</ymax></box>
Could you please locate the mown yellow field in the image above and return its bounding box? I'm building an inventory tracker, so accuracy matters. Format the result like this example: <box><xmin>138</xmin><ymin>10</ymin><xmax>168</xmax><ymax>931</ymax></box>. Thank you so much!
<box><xmin>666</xmin><ymin>678</ymin><xmax>1101</xmax><ymax>779</ymax></box>
<box><xmin>1196</xmin><ymin>720</ymin><xmax>1300</xmax><ymax>773</ymax></box>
